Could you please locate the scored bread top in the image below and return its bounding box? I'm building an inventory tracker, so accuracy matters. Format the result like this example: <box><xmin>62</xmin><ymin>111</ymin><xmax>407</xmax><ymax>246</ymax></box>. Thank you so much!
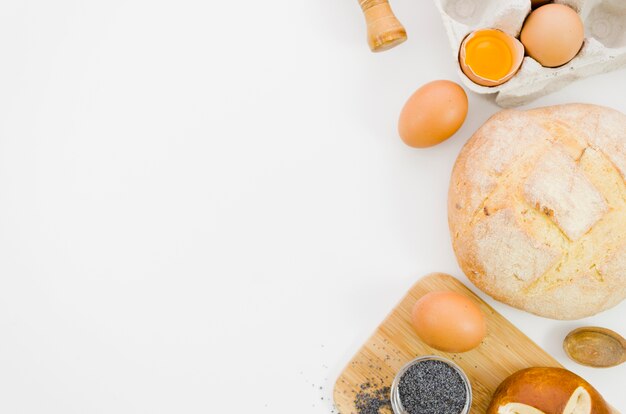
<box><xmin>448</xmin><ymin>104</ymin><xmax>626</xmax><ymax>320</ymax></box>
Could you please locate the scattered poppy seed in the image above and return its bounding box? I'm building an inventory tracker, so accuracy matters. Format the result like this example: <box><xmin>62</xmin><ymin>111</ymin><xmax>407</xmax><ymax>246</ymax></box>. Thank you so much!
<box><xmin>354</xmin><ymin>383</ymin><xmax>391</xmax><ymax>414</ymax></box>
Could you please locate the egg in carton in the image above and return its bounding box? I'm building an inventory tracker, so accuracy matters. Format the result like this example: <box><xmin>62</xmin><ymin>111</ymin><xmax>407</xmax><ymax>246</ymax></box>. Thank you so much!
<box><xmin>433</xmin><ymin>0</ymin><xmax>626</xmax><ymax>107</ymax></box>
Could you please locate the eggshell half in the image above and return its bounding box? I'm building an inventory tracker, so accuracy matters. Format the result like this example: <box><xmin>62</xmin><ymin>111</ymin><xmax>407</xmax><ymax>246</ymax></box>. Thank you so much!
<box><xmin>459</xmin><ymin>29</ymin><xmax>525</xmax><ymax>87</ymax></box>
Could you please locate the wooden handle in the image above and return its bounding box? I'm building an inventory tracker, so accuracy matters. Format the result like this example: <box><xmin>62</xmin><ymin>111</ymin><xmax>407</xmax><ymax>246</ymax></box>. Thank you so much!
<box><xmin>359</xmin><ymin>0</ymin><xmax>407</xmax><ymax>52</ymax></box>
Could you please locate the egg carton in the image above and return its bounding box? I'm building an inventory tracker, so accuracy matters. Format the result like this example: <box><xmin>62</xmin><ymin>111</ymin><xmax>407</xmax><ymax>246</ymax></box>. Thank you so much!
<box><xmin>433</xmin><ymin>0</ymin><xmax>626</xmax><ymax>107</ymax></box>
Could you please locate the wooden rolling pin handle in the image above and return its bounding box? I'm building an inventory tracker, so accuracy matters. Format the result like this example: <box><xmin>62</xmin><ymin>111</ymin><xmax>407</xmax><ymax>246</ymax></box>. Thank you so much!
<box><xmin>359</xmin><ymin>0</ymin><xmax>407</xmax><ymax>52</ymax></box>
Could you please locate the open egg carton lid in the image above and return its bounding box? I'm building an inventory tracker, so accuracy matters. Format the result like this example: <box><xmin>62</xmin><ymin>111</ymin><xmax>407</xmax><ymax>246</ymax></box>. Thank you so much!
<box><xmin>434</xmin><ymin>0</ymin><xmax>626</xmax><ymax>107</ymax></box>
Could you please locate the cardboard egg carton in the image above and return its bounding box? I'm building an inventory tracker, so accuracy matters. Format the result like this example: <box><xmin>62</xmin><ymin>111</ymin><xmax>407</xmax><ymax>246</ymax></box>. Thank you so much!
<box><xmin>433</xmin><ymin>0</ymin><xmax>626</xmax><ymax>107</ymax></box>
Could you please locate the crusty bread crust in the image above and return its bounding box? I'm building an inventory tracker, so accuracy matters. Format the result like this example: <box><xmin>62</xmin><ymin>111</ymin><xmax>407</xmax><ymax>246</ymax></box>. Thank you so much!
<box><xmin>449</xmin><ymin>104</ymin><xmax>626</xmax><ymax>320</ymax></box>
<box><xmin>486</xmin><ymin>367</ymin><xmax>610</xmax><ymax>414</ymax></box>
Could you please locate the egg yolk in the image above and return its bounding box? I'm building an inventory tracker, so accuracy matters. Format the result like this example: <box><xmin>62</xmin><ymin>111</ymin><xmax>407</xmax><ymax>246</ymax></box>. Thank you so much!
<box><xmin>464</xmin><ymin>33</ymin><xmax>513</xmax><ymax>81</ymax></box>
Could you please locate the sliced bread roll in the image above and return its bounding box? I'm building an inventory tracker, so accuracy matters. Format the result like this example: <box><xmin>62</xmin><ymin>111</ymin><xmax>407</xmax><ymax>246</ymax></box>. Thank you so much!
<box><xmin>487</xmin><ymin>367</ymin><xmax>611</xmax><ymax>414</ymax></box>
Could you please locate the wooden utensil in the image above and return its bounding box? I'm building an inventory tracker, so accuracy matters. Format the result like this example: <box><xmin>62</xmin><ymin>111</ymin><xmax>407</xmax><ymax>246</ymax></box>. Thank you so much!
<box><xmin>334</xmin><ymin>273</ymin><xmax>564</xmax><ymax>413</ymax></box>
<box><xmin>564</xmin><ymin>327</ymin><xmax>626</xmax><ymax>368</ymax></box>
<box><xmin>358</xmin><ymin>0</ymin><xmax>407</xmax><ymax>52</ymax></box>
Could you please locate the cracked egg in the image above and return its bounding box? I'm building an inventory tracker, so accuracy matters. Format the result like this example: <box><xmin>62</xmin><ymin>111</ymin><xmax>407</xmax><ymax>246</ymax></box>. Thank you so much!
<box><xmin>459</xmin><ymin>29</ymin><xmax>524</xmax><ymax>87</ymax></box>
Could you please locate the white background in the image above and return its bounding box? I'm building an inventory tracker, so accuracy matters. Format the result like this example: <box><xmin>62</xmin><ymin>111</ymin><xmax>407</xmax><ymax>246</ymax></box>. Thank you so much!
<box><xmin>0</xmin><ymin>0</ymin><xmax>624</xmax><ymax>412</ymax></box>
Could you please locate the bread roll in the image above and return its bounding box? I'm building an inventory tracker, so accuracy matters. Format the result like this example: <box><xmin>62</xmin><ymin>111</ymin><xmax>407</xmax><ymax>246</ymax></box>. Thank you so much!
<box><xmin>448</xmin><ymin>104</ymin><xmax>626</xmax><ymax>319</ymax></box>
<box><xmin>487</xmin><ymin>367</ymin><xmax>610</xmax><ymax>414</ymax></box>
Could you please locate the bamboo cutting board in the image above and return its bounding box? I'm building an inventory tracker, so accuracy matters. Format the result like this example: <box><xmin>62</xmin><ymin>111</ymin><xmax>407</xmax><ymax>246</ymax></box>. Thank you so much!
<box><xmin>333</xmin><ymin>273</ymin><xmax>562</xmax><ymax>414</ymax></box>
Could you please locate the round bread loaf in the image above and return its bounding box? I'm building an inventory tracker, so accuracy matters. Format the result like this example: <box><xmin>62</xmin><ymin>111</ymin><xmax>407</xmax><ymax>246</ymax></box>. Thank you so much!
<box><xmin>487</xmin><ymin>367</ymin><xmax>610</xmax><ymax>414</ymax></box>
<box><xmin>449</xmin><ymin>104</ymin><xmax>626</xmax><ymax>320</ymax></box>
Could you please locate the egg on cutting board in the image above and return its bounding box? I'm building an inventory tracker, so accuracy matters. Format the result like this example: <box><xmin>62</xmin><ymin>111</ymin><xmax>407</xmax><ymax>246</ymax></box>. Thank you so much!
<box><xmin>398</xmin><ymin>80</ymin><xmax>468</xmax><ymax>148</ymax></box>
<box><xmin>411</xmin><ymin>291</ymin><xmax>487</xmax><ymax>353</ymax></box>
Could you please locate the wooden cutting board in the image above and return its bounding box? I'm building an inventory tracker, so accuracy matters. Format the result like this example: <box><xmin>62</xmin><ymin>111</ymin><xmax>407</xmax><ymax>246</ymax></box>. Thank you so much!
<box><xmin>333</xmin><ymin>273</ymin><xmax>563</xmax><ymax>414</ymax></box>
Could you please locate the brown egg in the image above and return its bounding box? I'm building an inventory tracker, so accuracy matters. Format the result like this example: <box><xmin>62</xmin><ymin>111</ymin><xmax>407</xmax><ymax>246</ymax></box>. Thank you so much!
<box><xmin>411</xmin><ymin>291</ymin><xmax>486</xmax><ymax>353</ymax></box>
<box><xmin>398</xmin><ymin>80</ymin><xmax>468</xmax><ymax>148</ymax></box>
<box><xmin>521</xmin><ymin>4</ymin><xmax>585</xmax><ymax>67</ymax></box>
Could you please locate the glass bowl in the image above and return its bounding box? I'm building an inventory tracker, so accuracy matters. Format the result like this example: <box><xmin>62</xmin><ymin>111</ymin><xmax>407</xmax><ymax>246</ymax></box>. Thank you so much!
<box><xmin>390</xmin><ymin>355</ymin><xmax>472</xmax><ymax>414</ymax></box>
